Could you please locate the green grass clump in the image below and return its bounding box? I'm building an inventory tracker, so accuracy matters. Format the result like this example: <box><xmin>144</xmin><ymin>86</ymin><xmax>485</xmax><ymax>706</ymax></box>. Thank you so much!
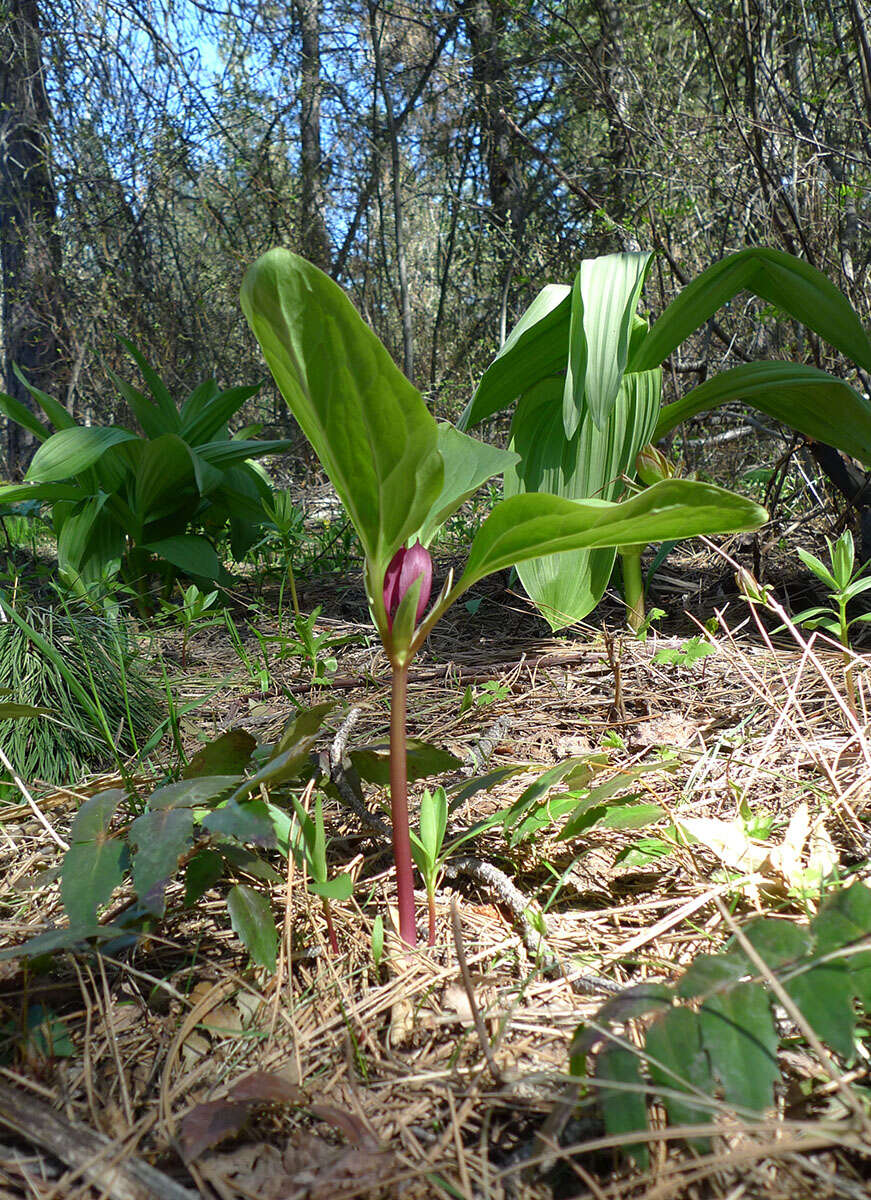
<box><xmin>0</xmin><ymin>602</ymin><xmax>163</xmax><ymax>786</ymax></box>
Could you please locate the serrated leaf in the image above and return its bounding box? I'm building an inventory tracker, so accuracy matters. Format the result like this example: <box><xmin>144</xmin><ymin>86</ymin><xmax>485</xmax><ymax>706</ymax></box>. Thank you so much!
<box><xmin>698</xmin><ymin>982</ymin><xmax>779</xmax><ymax>1113</ymax></box>
<box><xmin>183</xmin><ymin>731</ymin><xmax>257</xmax><ymax>779</ymax></box>
<box><xmin>129</xmin><ymin>808</ymin><xmax>195</xmax><ymax>915</ymax></box>
<box><xmin>226</xmin><ymin>884</ymin><xmax>277</xmax><ymax>971</ymax></box>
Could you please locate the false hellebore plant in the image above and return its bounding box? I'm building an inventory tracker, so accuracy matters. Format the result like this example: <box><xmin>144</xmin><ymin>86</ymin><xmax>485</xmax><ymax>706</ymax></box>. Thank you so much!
<box><xmin>241</xmin><ymin>250</ymin><xmax>766</xmax><ymax>946</ymax></box>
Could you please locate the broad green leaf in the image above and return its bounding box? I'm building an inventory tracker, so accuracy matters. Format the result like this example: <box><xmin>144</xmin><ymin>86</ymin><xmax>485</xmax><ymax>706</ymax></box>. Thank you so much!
<box><xmin>351</xmin><ymin>740</ymin><xmax>463</xmax><ymax>786</ymax></box>
<box><xmin>183</xmin><ymin>732</ymin><xmax>257</xmax><ymax>780</ymax></box>
<box><xmin>134</xmin><ymin>434</ymin><xmax>198</xmax><ymax>524</ymax></box>
<box><xmin>130</xmin><ymin>808</ymin><xmax>195</xmax><ymax>914</ymax></box>
<box><xmin>226</xmin><ymin>883</ymin><xmax>277</xmax><ymax>971</ymax></box>
<box><xmin>414</xmin><ymin>423</ymin><xmax>519</xmax><ymax>547</ymax></box>
<box><xmin>241</xmin><ymin>249</ymin><xmax>443</xmax><ymax>574</ymax></box>
<box><xmin>13</xmin><ymin>366</ymin><xmax>77</xmax><ymax>431</ymax></box>
<box><xmin>180</xmin><ymin>383</ymin><xmax>262</xmax><ymax>445</ymax></box>
<box><xmin>179</xmin><ymin>378</ymin><xmax>220</xmax><ymax>426</ymax></box>
<box><xmin>698</xmin><ymin>982</ymin><xmax>779</xmax><ymax>1113</ymax></box>
<box><xmin>655</xmin><ymin>363</ymin><xmax>871</xmax><ymax>468</ymax></box>
<box><xmin>61</xmin><ymin>791</ymin><xmax>127</xmax><ymax>926</ymax></box>
<box><xmin>26</xmin><ymin>427</ymin><xmax>138</xmax><ymax>483</ymax></box>
<box><xmin>633</xmin><ymin>247</ymin><xmax>871</xmax><ymax>374</ymax></box>
<box><xmin>785</xmin><ymin>956</ymin><xmax>857</xmax><ymax>1062</ymax></box>
<box><xmin>570</xmin><ymin>251</ymin><xmax>653</xmax><ymax>433</ymax></box>
<box><xmin>452</xmin><ymin>481</ymin><xmax>767</xmax><ymax>606</ymax></box>
<box><xmin>185</xmin><ymin>849</ymin><xmax>226</xmax><ymax>906</ymax></box>
<box><xmin>203</xmin><ymin>800</ymin><xmax>276</xmax><ymax>846</ymax></box>
<box><xmin>677</xmin><ymin>951</ymin><xmax>749</xmax><ymax>999</ymax></box>
<box><xmin>459</xmin><ymin>284</ymin><xmax>571</xmax><ymax>429</ymax></box>
<box><xmin>107</xmin><ymin>367</ymin><xmax>169</xmax><ymax>440</ymax></box>
<box><xmin>57</xmin><ymin>496</ymin><xmax>124</xmax><ymax>588</ymax></box>
<box><xmin>119</xmin><ymin>336</ymin><xmax>181</xmax><ymax>430</ymax></box>
<box><xmin>147</xmin><ymin>777</ymin><xmax>242</xmax><ymax>809</ymax></box>
<box><xmin>0</xmin><ymin>390</ymin><xmax>51</xmax><ymax>442</ymax></box>
<box><xmin>645</xmin><ymin>1007</ymin><xmax>714</xmax><ymax>1142</ymax></box>
<box><xmin>812</xmin><ymin>883</ymin><xmax>871</xmax><ymax>1009</ymax></box>
<box><xmin>594</xmin><ymin>1043</ymin><xmax>650</xmax><ymax>1168</ymax></box>
<box><xmin>274</xmin><ymin>701</ymin><xmax>336</xmax><ymax>756</ymax></box>
<box><xmin>0</xmin><ymin>702</ymin><xmax>52</xmax><ymax>718</ymax></box>
<box><xmin>194</xmin><ymin>437</ymin><xmax>294</xmax><ymax>469</ymax></box>
<box><xmin>309</xmin><ymin>874</ymin><xmax>354</xmax><ymax>902</ymax></box>
<box><xmin>504</xmin><ymin>368</ymin><xmax>662</xmax><ymax>629</ymax></box>
<box><xmin>144</xmin><ymin>534</ymin><xmax>221</xmax><ymax>579</ymax></box>
<box><xmin>0</xmin><ymin>482</ymin><xmax>85</xmax><ymax>505</ymax></box>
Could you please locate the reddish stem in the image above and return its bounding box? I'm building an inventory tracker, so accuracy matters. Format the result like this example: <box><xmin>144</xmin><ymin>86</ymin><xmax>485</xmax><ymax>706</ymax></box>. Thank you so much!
<box><xmin>323</xmin><ymin>898</ymin><xmax>339</xmax><ymax>955</ymax></box>
<box><xmin>390</xmin><ymin>662</ymin><xmax>418</xmax><ymax>946</ymax></box>
<box><xmin>427</xmin><ymin>891</ymin><xmax>436</xmax><ymax>947</ymax></box>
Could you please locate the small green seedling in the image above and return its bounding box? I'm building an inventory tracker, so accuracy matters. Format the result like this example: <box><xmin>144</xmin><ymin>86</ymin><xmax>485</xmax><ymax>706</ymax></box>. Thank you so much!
<box><xmin>653</xmin><ymin>635</ymin><xmax>715</xmax><ymax>668</ymax></box>
<box><xmin>178</xmin><ymin>584</ymin><xmax>220</xmax><ymax>669</ymax></box>
<box><xmin>260</xmin><ymin>488</ymin><xmax>303</xmax><ymax>623</ymax></box>
<box><xmin>290</xmin><ymin>790</ymin><xmax>353</xmax><ymax>954</ymax></box>
<box><xmin>409</xmin><ymin>785</ymin><xmax>448</xmax><ymax>946</ymax></box>
<box><xmin>371</xmin><ymin>914</ymin><xmax>384</xmax><ymax>968</ymax></box>
<box><xmin>792</xmin><ymin>529</ymin><xmax>871</xmax><ymax>710</ymax></box>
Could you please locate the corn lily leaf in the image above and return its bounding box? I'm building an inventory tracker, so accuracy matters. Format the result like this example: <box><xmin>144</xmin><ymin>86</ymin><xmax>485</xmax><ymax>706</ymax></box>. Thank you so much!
<box><xmin>0</xmin><ymin>390</ymin><xmax>52</xmax><ymax>442</ymax></box>
<box><xmin>12</xmin><ymin>366</ymin><xmax>77</xmax><ymax>431</ymax></box>
<box><xmin>119</xmin><ymin>335</ymin><xmax>181</xmax><ymax>431</ymax></box>
<box><xmin>241</xmin><ymin>249</ymin><xmax>443</xmax><ymax>578</ymax></box>
<box><xmin>632</xmin><ymin>246</ymin><xmax>871</xmax><ymax>373</ymax></box>
<box><xmin>180</xmin><ymin>383</ymin><xmax>262</xmax><ymax>446</ymax></box>
<box><xmin>134</xmin><ymin>434</ymin><xmax>198</xmax><ymax>525</ymax></box>
<box><xmin>450</xmin><ymin>480</ymin><xmax>766</xmax><ymax>602</ymax></box>
<box><xmin>458</xmin><ymin>284</ymin><xmax>571</xmax><ymax>429</ymax></box>
<box><xmin>0</xmin><ymin>482</ymin><xmax>86</xmax><ymax>504</ymax></box>
<box><xmin>655</xmin><ymin>361</ymin><xmax>871</xmax><ymax>467</ymax></box>
<box><xmin>26</xmin><ymin>427</ymin><xmax>138</xmax><ymax>483</ymax></box>
<box><xmin>143</xmin><ymin>534</ymin><xmax>221</xmax><ymax>579</ymax></box>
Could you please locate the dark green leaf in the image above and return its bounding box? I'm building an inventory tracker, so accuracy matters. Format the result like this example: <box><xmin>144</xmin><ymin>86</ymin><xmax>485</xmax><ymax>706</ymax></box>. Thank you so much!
<box><xmin>183</xmin><ymin>731</ymin><xmax>257</xmax><ymax>779</ymax></box>
<box><xmin>595</xmin><ymin>1043</ymin><xmax>650</xmax><ymax>1168</ymax></box>
<box><xmin>698</xmin><ymin>982</ymin><xmax>779</xmax><ymax>1113</ymax></box>
<box><xmin>61</xmin><ymin>791</ymin><xmax>127</xmax><ymax>926</ymax></box>
<box><xmin>185</xmin><ymin>849</ymin><xmax>226</xmax><ymax>906</ymax></box>
<box><xmin>645</xmin><ymin>1007</ymin><xmax>714</xmax><ymax>1144</ymax></box>
<box><xmin>130</xmin><ymin>808</ymin><xmax>195</xmax><ymax>915</ymax></box>
<box><xmin>812</xmin><ymin>883</ymin><xmax>871</xmax><ymax>1009</ymax></box>
<box><xmin>0</xmin><ymin>702</ymin><xmax>52</xmax><ymax>718</ymax></box>
<box><xmin>148</xmin><ymin>777</ymin><xmax>242</xmax><ymax>810</ymax></box>
<box><xmin>203</xmin><ymin>801</ymin><xmax>276</xmax><ymax>847</ymax></box>
<box><xmin>144</xmin><ymin>534</ymin><xmax>221</xmax><ymax>580</ymax></box>
<box><xmin>0</xmin><ymin>924</ymin><xmax>126</xmax><ymax>962</ymax></box>
<box><xmin>351</xmin><ymin>740</ymin><xmax>463</xmax><ymax>786</ymax></box>
<box><xmin>226</xmin><ymin>884</ymin><xmax>277</xmax><ymax>971</ymax></box>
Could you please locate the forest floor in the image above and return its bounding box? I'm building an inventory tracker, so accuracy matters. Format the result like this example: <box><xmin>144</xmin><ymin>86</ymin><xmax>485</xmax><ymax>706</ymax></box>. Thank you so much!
<box><xmin>1</xmin><ymin>536</ymin><xmax>870</xmax><ymax>1199</ymax></box>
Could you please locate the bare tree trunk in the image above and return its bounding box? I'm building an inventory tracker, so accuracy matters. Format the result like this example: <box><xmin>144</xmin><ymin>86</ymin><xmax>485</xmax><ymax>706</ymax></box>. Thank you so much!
<box><xmin>295</xmin><ymin>0</ymin><xmax>331</xmax><ymax>272</ymax></box>
<box><xmin>0</xmin><ymin>0</ymin><xmax>63</xmax><ymax>475</ymax></box>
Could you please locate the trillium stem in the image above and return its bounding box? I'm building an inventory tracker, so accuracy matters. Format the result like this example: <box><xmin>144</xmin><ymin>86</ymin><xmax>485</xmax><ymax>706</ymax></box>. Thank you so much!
<box><xmin>390</xmin><ymin>661</ymin><xmax>418</xmax><ymax>946</ymax></box>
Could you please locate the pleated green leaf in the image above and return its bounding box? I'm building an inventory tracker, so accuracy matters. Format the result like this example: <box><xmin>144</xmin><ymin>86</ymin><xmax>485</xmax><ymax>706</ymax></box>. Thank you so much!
<box><xmin>26</xmin><ymin>427</ymin><xmax>138</xmax><ymax>483</ymax></box>
<box><xmin>241</xmin><ymin>249</ymin><xmax>442</xmax><ymax>576</ymax></box>
<box><xmin>655</xmin><ymin>362</ymin><xmax>871</xmax><ymax>467</ymax></box>
<box><xmin>134</xmin><ymin>434</ymin><xmax>197</xmax><ymax>525</ymax></box>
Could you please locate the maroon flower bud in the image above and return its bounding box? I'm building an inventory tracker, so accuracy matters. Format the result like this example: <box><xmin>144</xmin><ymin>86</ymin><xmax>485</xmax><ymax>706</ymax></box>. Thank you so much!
<box><xmin>383</xmin><ymin>541</ymin><xmax>433</xmax><ymax>629</ymax></box>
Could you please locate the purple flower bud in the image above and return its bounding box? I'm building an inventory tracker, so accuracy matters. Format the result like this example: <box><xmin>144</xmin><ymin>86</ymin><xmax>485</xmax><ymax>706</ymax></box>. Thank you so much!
<box><xmin>383</xmin><ymin>541</ymin><xmax>433</xmax><ymax>629</ymax></box>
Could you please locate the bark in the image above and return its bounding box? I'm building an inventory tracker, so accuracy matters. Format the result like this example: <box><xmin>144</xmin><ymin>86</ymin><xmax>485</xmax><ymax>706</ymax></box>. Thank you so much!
<box><xmin>0</xmin><ymin>0</ymin><xmax>63</xmax><ymax>474</ymax></box>
<box><xmin>295</xmin><ymin>0</ymin><xmax>331</xmax><ymax>272</ymax></box>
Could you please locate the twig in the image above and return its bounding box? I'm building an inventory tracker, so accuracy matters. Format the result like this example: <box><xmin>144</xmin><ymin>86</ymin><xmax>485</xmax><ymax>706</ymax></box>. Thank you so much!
<box><xmin>450</xmin><ymin>898</ymin><xmax>504</xmax><ymax>1086</ymax></box>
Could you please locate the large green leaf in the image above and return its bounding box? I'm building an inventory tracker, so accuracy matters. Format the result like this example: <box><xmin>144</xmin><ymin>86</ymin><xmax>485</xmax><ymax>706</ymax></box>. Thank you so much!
<box><xmin>119</xmin><ymin>337</ymin><xmax>181</xmax><ymax>431</ymax></box>
<box><xmin>144</xmin><ymin>534</ymin><xmax>221</xmax><ymax>579</ymax></box>
<box><xmin>414</xmin><ymin>422</ymin><xmax>518</xmax><ymax>546</ymax></box>
<box><xmin>13</xmin><ymin>367</ymin><xmax>77</xmax><ymax>431</ymax></box>
<box><xmin>60</xmin><ymin>791</ymin><xmax>127</xmax><ymax>927</ymax></box>
<box><xmin>241</xmin><ymin>249</ymin><xmax>443</xmax><ymax>575</ymax></box>
<box><xmin>134</xmin><ymin>434</ymin><xmax>198</xmax><ymax>525</ymax></box>
<box><xmin>194</xmin><ymin>437</ymin><xmax>294</xmax><ymax>470</ymax></box>
<box><xmin>633</xmin><ymin>247</ymin><xmax>871</xmax><ymax>374</ymax></box>
<box><xmin>0</xmin><ymin>390</ymin><xmax>51</xmax><ymax>442</ymax></box>
<box><xmin>459</xmin><ymin>284</ymin><xmax>571</xmax><ymax>429</ymax></box>
<box><xmin>655</xmin><ymin>362</ymin><xmax>871</xmax><ymax>468</ymax></box>
<box><xmin>594</xmin><ymin>1044</ymin><xmax>650</xmax><ymax>1168</ymax></box>
<box><xmin>505</xmin><ymin>367</ymin><xmax>662</xmax><ymax>629</ymax></box>
<box><xmin>108</xmin><ymin>367</ymin><xmax>170</xmax><ymax>441</ymax></box>
<box><xmin>645</xmin><ymin>1007</ymin><xmax>714</xmax><ymax>1141</ymax></box>
<box><xmin>698</xmin><ymin>982</ymin><xmax>779</xmax><ymax>1114</ymax></box>
<box><xmin>130</xmin><ymin>808</ymin><xmax>195</xmax><ymax>915</ymax></box>
<box><xmin>567</xmin><ymin>251</ymin><xmax>653</xmax><ymax>434</ymax></box>
<box><xmin>26</xmin><ymin>427</ymin><xmax>138</xmax><ymax>483</ymax></box>
<box><xmin>0</xmin><ymin>482</ymin><xmax>86</xmax><ymax>505</ymax></box>
<box><xmin>56</xmin><ymin>495</ymin><xmax>123</xmax><ymax>584</ymax></box>
<box><xmin>180</xmin><ymin>383</ymin><xmax>262</xmax><ymax>445</ymax></box>
<box><xmin>452</xmin><ymin>480</ymin><xmax>766</xmax><ymax>609</ymax></box>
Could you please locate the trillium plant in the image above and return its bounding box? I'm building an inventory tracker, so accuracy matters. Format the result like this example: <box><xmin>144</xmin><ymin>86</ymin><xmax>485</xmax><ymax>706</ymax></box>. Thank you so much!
<box><xmin>241</xmin><ymin>250</ymin><xmax>767</xmax><ymax>946</ymax></box>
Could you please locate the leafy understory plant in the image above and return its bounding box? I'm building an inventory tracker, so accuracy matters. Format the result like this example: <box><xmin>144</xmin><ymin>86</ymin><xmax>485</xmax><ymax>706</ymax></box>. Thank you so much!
<box><xmin>460</xmin><ymin>247</ymin><xmax>871</xmax><ymax>631</ymax></box>
<box><xmin>571</xmin><ymin>883</ymin><xmax>871</xmax><ymax>1165</ymax></box>
<box><xmin>790</xmin><ymin>529</ymin><xmax>871</xmax><ymax>712</ymax></box>
<box><xmin>176</xmin><ymin>584</ymin><xmax>221</xmax><ymax>669</ymax></box>
<box><xmin>241</xmin><ymin>250</ymin><xmax>766</xmax><ymax>946</ymax></box>
<box><xmin>290</xmin><ymin>789</ymin><xmax>354</xmax><ymax>953</ymax></box>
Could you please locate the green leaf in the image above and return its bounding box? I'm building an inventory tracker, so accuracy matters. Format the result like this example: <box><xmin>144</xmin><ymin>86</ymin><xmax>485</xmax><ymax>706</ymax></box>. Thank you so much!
<box><xmin>129</xmin><ymin>808</ymin><xmax>195</xmax><ymax>915</ymax></box>
<box><xmin>274</xmin><ymin>701</ymin><xmax>336</xmax><ymax>756</ymax></box>
<box><xmin>226</xmin><ymin>883</ymin><xmax>277</xmax><ymax>971</ymax></box>
<box><xmin>194</xmin><ymin>438</ymin><xmax>294</xmax><ymax>470</ymax></box>
<box><xmin>183</xmin><ymin>731</ymin><xmax>257</xmax><ymax>779</ymax></box>
<box><xmin>203</xmin><ymin>801</ymin><xmax>276</xmax><ymax>846</ymax></box>
<box><xmin>0</xmin><ymin>390</ymin><xmax>51</xmax><ymax>442</ymax></box>
<box><xmin>595</xmin><ymin>1043</ymin><xmax>650</xmax><ymax>1168</ymax></box>
<box><xmin>0</xmin><ymin>924</ymin><xmax>126</xmax><ymax>962</ymax></box>
<box><xmin>796</xmin><ymin>546</ymin><xmax>839</xmax><ymax>590</ymax></box>
<box><xmin>655</xmin><ymin>363</ymin><xmax>871</xmax><ymax>468</ymax></box>
<box><xmin>241</xmin><ymin>249</ymin><xmax>443</xmax><ymax>576</ymax></box>
<box><xmin>148</xmin><ymin>777</ymin><xmax>242</xmax><ymax>809</ymax></box>
<box><xmin>568</xmin><ymin>251</ymin><xmax>653</xmax><ymax>433</ymax></box>
<box><xmin>459</xmin><ymin>284</ymin><xmax>571</xmax><ymax>429</ymax></box>
<box><xmin>309</xmin><ymin>874</ymin><xmax>353</xmax><ymax>902</ymax></box>
<box><xmin>180</xmin><ymin>383</ymin><xmax>262</xmax><ymax>445</ymax></box>
<box><xmin>144</xmin><ymin>534</ymin><xmax>221</xmax><ymax>579</ymax></box>
<box><xmin>419</xmin><ymin>786</ymin><xmax>448</xmax><ymax>859</ymax></box>
<box><xmin>645</xmin><ymin>1007</ymin><xmax>714</xmax><ymax>1143</ymax></box>
<box><xmin>503</xmin><ymin>368</ymin><xmax>662</xmax><ymax>629</ymax></box>
<box><xmin>0</xmin><ymin>482</ymin><xmax>85</xmax><ymax>505</ymax></box>
<box><xmin>60</xmin><ymin>791</ymin><xmax>127</xmax><ymax>926</ymax></box>
<box><xmin>351</xmin><ymin>740</ymin><xmax>463</xmax><ymax>786</ymax></box>
<box><xmin>107</xmin><ymin>367</ymin><xmax>169</xmax><ymax>440</ymax></box>
<box><xmin>698</xmin><ymin>982</ymin><xmax>779</xmax><ymax>1113</ymax></box>
<box><xmin>633</xmin><ymin>247</ymin><xmax>871</xmax><ymax>375</ymax></box>
<box><xmin>119</xmin><ymin>337</ymin><xmax>181</xmax><ymax>430</ymax></box>
<box><xmin>13</xmin><ymin>367</ymin><xmax>77</xmax><ymax>431</ymax></box>
<box><xmin>811</xmin><ymin>883</ymin><xmax>871</xmax><ymax>1010</ymax></box>
<box><xmin>26</xmin><ymin>427</ymin><xmax>138</xmax><ymax>483</ymax></box>
<box><xmin>0</xmin><ymin>702</ymin><xmax>52</xmax><ymax>718</ymax></box>
<box><xmin>786</xmin><ymin>956</ymin><xmax>857</xmax><ymax>1063</ymax></box>
<box><xmin>414</xmin><ymin>423</ymin><xmax>519</xmax><ymax>546</ymax></box>
<box><xmin>452</xmin><ymin>481</ymin><xmax>767</xmax><ymax>606</ymax></box>
<box><xmin>185</xmin><ymin>849</ymin><xmax>226</xmax><ymax>906</ymax></box>
<box><xmin>134</xmin><ymin>434</ymin><xmax>197</xmax><ymax>524</ymax></box>
<box><xmin>502</xmin><ymin>757</ymin><xmax>591</xmax><ymax>838</ymax></box>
